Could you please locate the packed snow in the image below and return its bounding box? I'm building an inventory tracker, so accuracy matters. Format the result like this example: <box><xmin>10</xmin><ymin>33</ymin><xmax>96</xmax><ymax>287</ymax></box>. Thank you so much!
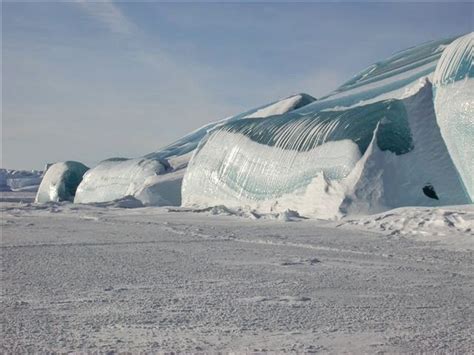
<box><xmin>243</xmin><ymin>94</ymin><xmax>313</xmax><ymax>118</ymax></box>
<box><xmin>1</xmin><ymin>191</ymin><xmax>473</xmax><ymax>352</ymax></box>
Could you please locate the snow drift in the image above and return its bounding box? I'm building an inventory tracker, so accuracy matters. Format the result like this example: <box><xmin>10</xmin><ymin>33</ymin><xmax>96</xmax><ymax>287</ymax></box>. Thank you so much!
<box><xmin>36</xmin><ymin>161</ymin><xmax>89</xmax><ymax>203</ymax></box>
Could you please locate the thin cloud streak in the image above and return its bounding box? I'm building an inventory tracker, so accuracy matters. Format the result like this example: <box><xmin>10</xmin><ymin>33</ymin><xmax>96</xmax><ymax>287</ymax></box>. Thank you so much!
<box><xmin>75</xmin><ymin>0</ymin><xmax>135</xmax><ymax>35</ymax></box>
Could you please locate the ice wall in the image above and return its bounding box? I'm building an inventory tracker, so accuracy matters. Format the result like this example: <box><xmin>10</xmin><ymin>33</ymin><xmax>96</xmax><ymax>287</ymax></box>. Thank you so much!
<box><xmin>433</xmin><ymin>33</ymin><xmax>473</xmax><ymax>201</ymax></box>
<box><xmin>35</xmin><ymin>161</ymin><xmax>89</xmax><ymax>203</ymax></box>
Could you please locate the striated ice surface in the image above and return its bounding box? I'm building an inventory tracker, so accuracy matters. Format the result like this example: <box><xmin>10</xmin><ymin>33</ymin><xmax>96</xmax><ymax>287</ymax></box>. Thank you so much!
<box><xmin>182</xmin><ymin>97</ymin><xmax>414</xmax><ymax>205</ymax></box>
<box><xmin>74</xmin><ymin>158</ymin><xmax>167</xmax><ymax>204</ymax></box>
<box><xmin>146</xmin><ymin>93</ymin><xmax>315</xmax><ymax>162</ymax></box>
<box><xmin>296</xmin><ymin>36</ymin><xmax>459</xmax><ymax>113</ymax></box>
<box><xmin>74</xmin><ymin>94</ymin><xmax>315</xmax><ymax>205</ymax></box>
<box><xmin>36</xmin><ymin>161</ymin><xmax>89</xmax><ymax>203</ymax></box>
<box><xmin>182</xmin><ymin>80</ymin><xmax>470</xmax><ymax>218</ymax></box>
<box><xmin>433</xmin><ymin>33</ymin><xmax>473</xmax><ymax>200</ymax></box>
<box><xmin>36</xmin><ymin>33</ymin><xmax>473</xmax><ymax>217</ymax></box>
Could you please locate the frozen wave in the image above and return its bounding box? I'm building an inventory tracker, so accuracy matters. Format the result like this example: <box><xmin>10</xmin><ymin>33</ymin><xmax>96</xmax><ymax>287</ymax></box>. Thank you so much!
<box><xmin>35</xmin><ymin>33</ymin><xmax>473</xmax><ymax>217</ymax></box>
<box><xmin>36</xmin><ymin>161</ymin><xmax>89</xmax><ymax>203</ymax></box>
<box><xmin>183</xmin><ymin>75</ymin><xmax>471</xmax><ymax>218</ymax></box>
<box><xmin>180</xmin><ymin>33</ymin><xmax>473</xmax><ymax>218</ymax></box>
<box><xmin>74</xmin><ymin>157</ymin><xmax>166</xmax><ymax>204</ymax></box>
<box><xmin>433</xmin><ymin>33</ymin><xmax>473</xmax><ymax>199</ymax></box>
<box><xmin>74</xmin><ymin>94</ymin><xmax>315</xmax><ymax>206</ymax></box>
<box><xmin>295</xmin><ymin>36</ymin><xmax>459</xmax><ymax>114</ymax></box>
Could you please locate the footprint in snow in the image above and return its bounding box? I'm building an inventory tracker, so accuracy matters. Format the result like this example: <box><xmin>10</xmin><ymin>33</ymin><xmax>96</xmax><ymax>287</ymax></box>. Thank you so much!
<box><xmin>280</xmin><ymin>257</ymin><xmax>320</xmax><ymax>266</ymax></box>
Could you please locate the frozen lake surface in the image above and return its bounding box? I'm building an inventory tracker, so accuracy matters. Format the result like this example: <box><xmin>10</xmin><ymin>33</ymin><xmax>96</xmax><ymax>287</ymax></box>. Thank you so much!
<box><xmin>1</xmin><ymin>192</ymin><xmax>472</xmax><ymax>352</ymax></box>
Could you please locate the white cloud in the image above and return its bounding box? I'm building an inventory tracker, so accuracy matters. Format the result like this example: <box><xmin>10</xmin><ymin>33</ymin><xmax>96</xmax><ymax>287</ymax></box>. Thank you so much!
<box><xmin>75</xmin><ymin>0</ymin><xmax>134</xmax><ymax>35</ymax></box>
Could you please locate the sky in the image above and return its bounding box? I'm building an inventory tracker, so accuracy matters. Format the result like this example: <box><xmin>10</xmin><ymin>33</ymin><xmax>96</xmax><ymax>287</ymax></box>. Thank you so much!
<box><xmin>2</xmin><ymin>1</ymin><xmax>473</xmax><ymax>170</ymax></box>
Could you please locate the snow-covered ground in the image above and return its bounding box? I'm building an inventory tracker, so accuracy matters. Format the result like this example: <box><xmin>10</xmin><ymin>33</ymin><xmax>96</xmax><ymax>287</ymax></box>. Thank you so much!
<box><xmin>1</xmin><ymin>191</ymin><xmax>472</xmax><ymax>352</ymax></box>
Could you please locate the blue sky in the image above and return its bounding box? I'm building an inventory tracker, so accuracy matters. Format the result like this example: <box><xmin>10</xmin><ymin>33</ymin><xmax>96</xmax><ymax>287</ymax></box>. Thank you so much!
<box><xmin>2</xmin><ymin>1</ymin><xmax>473</xmax><ymax>169</ymax></box>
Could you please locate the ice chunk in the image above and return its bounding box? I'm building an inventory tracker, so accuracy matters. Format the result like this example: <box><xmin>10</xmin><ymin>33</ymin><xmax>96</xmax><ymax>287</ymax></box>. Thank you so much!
<box><xmin>35</xmin><ymin>161</ymin><xmax>89</xmax><ymax>203</ymax></box>
<box><xmin>134</xmin><ymin>169</ymin><xmax>184</xmax><ymax>206</ymax></box>
<box><xmin>74</xmin><ymin>158</ymin><xmax>167</xmax><ymax>204</ymax></box>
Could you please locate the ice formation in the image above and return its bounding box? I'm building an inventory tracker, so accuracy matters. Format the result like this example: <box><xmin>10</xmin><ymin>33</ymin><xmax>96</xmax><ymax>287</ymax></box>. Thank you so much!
<box><xmin>74</xmin><ymin>94</ymin><xmax>315</xmax><ymax>205</ymax></box>
<box><xmin>432</xmin><ymin>33</ymin><xmax>473</xmax><ymax>199</ymax></box>
<box><xmin>35</xmin><ymin>161</ymin><xmax>89</xmax><ymax>203</ymax></box>
<box><xmin>38</xmin><ymin>33</ymin><xmax>473</xmax><ymax>218</ymax></box>
<box><xmin>182</xmin><ymin>33</ymin><xmax>473</xmax><ymax>218</ymax></box>
<box><xmin>0</xmin><ymin>169</ymin><xmax>43</xmax><ymax>192</ymax></box>
<box><xmin>74</xmin><ymin>157</ymin><xmax>167</xmax><ymax>204</ymax></box>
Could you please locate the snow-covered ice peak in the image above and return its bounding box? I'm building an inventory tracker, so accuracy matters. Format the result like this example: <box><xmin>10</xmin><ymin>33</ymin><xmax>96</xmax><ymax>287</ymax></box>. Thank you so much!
<box><xmin>243</xmin><ymin>94</ymin><xmax>314</xmax><ymax>119</ymax></box>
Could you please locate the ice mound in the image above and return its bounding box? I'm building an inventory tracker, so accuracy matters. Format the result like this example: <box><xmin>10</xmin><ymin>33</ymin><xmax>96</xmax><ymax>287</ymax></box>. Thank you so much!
<box><xmin>74</xmin><ymin>158</ymin><xmax>167</xmax><ymax>204</ymax></box>
<box><xmin>35</xmin><ymin>161</ymin><xmax>89</xmax><ymax>203</ymax></box>
<box><xmin>74</xmin><ymin>94</ymin><xmax>315</xmax><ymax>206</ymax></box>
